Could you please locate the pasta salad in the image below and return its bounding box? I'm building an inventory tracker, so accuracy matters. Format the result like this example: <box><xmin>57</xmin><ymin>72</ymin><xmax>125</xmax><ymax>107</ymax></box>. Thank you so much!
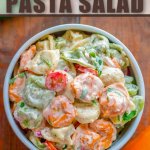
<box><xmin>9</xmin><ymin>30</ymin><xmax>144</xmax><ymax>150</ymax></box>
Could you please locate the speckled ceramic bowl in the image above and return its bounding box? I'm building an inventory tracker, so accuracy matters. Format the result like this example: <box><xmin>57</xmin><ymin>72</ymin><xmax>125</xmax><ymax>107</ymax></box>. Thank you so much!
<box><xmin>3</xmin><ymin>24</ymin><xmax>145</xmax><ymax>150</ymax></box>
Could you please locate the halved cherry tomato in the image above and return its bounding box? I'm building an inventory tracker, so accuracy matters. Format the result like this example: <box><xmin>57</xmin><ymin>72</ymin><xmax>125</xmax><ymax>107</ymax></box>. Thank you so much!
<box><xmin>74</xmin><ymin>64</ymin><xmax>98</xmax><ymax>76</ymax></box>
<box><xmin>19</xmin><ymin>45</ymin><xmax>36</xmax><ymax>72</ymax></box>
<box><xmin>45</xmin><ymin>72</ymin><xmax>67</xmax><ymax>92</ymax></box>
<box><xmin>45</xmin><ymin>141</ymin><xmax>57</xmax><ymax>150</ymax></box>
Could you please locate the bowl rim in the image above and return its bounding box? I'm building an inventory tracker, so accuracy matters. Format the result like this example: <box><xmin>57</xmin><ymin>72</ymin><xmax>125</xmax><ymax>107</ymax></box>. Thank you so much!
<box><xmin>3</xmin><ymin>24</ymin><xmax>145</xmax><ymax>150</ymax></box>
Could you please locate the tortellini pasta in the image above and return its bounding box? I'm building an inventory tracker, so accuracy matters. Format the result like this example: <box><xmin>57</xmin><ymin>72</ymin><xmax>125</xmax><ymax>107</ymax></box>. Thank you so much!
<box><xmin>100</xmin><ymin>83</ymin><xmax>130</xmax><ymax>118</ymax></box>
<box><xmin>72</xmin><ymin>73</ymin><xmax>104</xmax><ymax>103</ymax></box>
<box><xmin>56</xmin><ymin>59</ymin><xmax>76</xmax><ymax>77</ymax></box>
<box><xmin>36</xmin><ymin>40</ymin><xmax>50</xmax><ymax>51</ymax></box>
<box><xmin>36</xmin><ymin>35</ymin><xmax>55</xmax><ymax>51</ymax></box>
<box><xmin>24</xmin><ymin>76</ymin><xmax>55</xmax><ymax>109</ymax></box>
<box><xmin>109</xmin><ymin>43</ymin><xmax>130</xmax><ymax>68</ymax></box>
<box><xmin>25</xmin><ymin>50</ymin><xmax>60</xmax><ymax>75</ymax></box>
<box><xmin>63</xmin><ymin>30</ymin><xmax>86</xmax><ymax>42</ymax></box>
<box><xmin>74</xmin><ymin>100</ymin><xmax>100</xmax><ymax>124</ymax></box>
<box><xmin>55</xmin><ymin>37</ymin><xmax>67</xmax><ymax>49</ymax></box>
<box><xmin>72</xmin><ymin>124</ymin><xmax>103</xmax><ymax>150</ymax></box>
<box><xmin>90</xmin><ymin>34</ymin><xmax>109</xmax><ymax>52</ymax></box>
<box><xmin>29</xmin><ymin>75</ymin><xmax>46</xmax><ymax>88</ymax></box>
<box><xmin>69</xmin><ymin>38</ymin><xmax>90</xmax><ymax>51</ymax></box>
<box><xmin>100</xmin><ymin>66</ymin><xmax>125</xmax><ymax>86</ymax></box>
<box><xmin>14</xmin><ymin>101</ymin><xmax>43</xmax><ymax>129</ymax></box>
<box><xmin>41</xmin><ymin>125</ymin><xmax>75</xmax><ymax>145</ymax></box>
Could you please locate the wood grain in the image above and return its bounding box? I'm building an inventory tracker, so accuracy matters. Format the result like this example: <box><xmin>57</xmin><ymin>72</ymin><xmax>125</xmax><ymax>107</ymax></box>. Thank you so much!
<box><xmin>0</xmin><ymin>16</ymin><xmax>149</xmax><ymax>150</ymax></box>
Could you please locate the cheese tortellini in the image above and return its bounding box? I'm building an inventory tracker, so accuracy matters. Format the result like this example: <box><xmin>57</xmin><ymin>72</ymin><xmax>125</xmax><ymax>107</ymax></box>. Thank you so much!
<box><xmin>100</xmin><ymin>66</ymin><xmax>125</xmax><ymax>86</ymax></box>
<box><xmin>14</xmin><ymin>101</ymin><xmax>43</xmax><ymax>129</ymax></box>
<box><xmin>24</xmin><ymin>76</ymin><xmax>55</xmax><ymax>110</ymax></box>
<box><xmin>25</xmin><ymin>50</ymin><xmax>60</xmax><ymax>75</ymax></box>
<box><xmin>72</xmin><ymin>73</ymin><xmax>104</xmax><ymax>103</ymax></box>
<box><xmin>74</xmin><ymin>100</ymin><xmax>100</xmax><ymax>124</ymax></box>
<box><xmin>41</xmin><ymin>125</ymin><xmax>75</xmax><ymax>145</ymax></box>
<box><xmin>72</xmin><ymin>124</ymin><xmax>104</xmax><ymax>150</ymax></box>
<box><xmin>36</xmin><ymin>35</ymin><xmax>55</xmax><ymax>51</ymax></box>
<box><xmin>100</xmin><ymin>83</ymin><xmax>130</xmax><ymax>118</ymax></box>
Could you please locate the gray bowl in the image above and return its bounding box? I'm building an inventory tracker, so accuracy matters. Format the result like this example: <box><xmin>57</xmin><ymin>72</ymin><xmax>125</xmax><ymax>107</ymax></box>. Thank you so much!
<box><xmin>3</xmin><ymin>24</ymin><xmax>145</xmax><ymax>150</ymax></box>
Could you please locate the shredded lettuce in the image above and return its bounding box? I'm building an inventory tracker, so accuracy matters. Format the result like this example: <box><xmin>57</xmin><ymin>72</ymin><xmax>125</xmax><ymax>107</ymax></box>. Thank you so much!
<box><xmin>122</xmin><ymin>110</ymin><xmax>137</xmax><ymax>122</ymax></box>
<box><xmin>125</xmin><ymin>83</ymin><xmax>139</xmax><ymax>97</ymax></box>
<box><xmin>93</xmin><ymin>56</ymin><xmax>103</xmax><ymax>76</ymax></box>
<box><xmin>125</xmin><ymin>76</ymin><xmax>134</xmax><ymax>84</ymax></box>
<box><xmin>132</xmin><ymin>95</ymin><xmax>144</xmax><ymax>113</ymax></box>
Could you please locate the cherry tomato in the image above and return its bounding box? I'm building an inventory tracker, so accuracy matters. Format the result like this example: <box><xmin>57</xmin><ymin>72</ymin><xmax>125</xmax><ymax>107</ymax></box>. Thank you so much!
<box><xmin>45</xmin><ymin>72</ymin><xmax>67</xmax><ymax>92</ymax></box>
<box><xmin>75</xmin><ymin>64</ymin><xmax>98</xmax><ymax>76</ymax></box>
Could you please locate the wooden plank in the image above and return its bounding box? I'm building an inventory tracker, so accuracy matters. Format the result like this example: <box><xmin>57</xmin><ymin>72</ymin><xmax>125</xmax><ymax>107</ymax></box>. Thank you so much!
<box><xmin>81</xmin><ymin>17</ymin><xmax>150</xmax><ymax>149</ymax></box>
<box><xmin>0</xmin><ymin>16</ymin><xmax>79</xmax><ymax>150</ymax></box>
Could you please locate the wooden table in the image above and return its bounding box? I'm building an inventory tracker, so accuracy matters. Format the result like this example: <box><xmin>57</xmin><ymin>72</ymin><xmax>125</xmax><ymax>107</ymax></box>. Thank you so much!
<box><xmin>0</xmin><ymin>17</ymin><xmax>149</xmax><ymax>150</ymax></box>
